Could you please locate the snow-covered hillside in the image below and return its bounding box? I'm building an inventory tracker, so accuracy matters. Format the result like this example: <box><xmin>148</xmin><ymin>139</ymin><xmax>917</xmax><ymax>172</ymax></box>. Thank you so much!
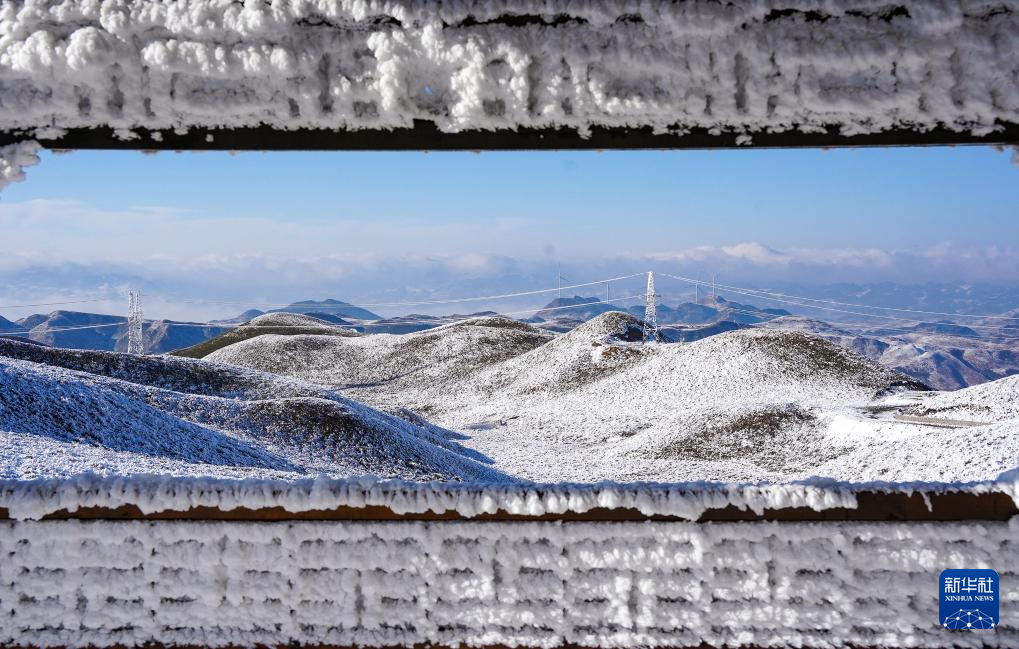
<box><xmin>173</xmin><ymin>312</ymin><xmax>358</xmax><ymax>359</ymax></box>
<box><xmin>208</xmin><ymin>311</ymin><xmax>1019</xmax><ymax>483</ymax></box>
<box><xmin>908</xmin><ymin>374</ymin><xmax>1019</xmax><ymax>423</ymax></box>
<box><xmin>208</xmin><ymin>316</ymin><xmax>554</xmax><ymax>390</ymax></box>
<box><xmin>762</xmin><ymin>315</ymin><xmax>1019</xmax><ymax>390</ymax></box>
<box><xmin>6</xmin><ymin>308</ymin><xmax>1018</xmax><ymax>486</ymax></box>
<box><xmin>0</xmin><ymin>338</ymin><xmax>507</xmax><ymax>483</ymax></box>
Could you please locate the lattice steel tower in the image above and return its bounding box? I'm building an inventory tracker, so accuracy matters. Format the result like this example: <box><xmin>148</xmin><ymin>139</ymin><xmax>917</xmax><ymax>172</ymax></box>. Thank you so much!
<box><xmin>127</xmin><ymin>290</ymin><xmax>145</xmax><ymax>355</ymax></box>
<box><xmin>642</xmin><ymin>271</ymin><xmax>658</xmax><ymax>344</ymax></box>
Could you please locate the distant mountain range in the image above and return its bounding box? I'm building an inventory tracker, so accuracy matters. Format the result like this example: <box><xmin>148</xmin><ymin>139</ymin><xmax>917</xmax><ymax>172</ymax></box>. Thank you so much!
<box><xmin>0</xmin><ymin>299</ymin><xmax>380</xmax><ymax>354</ymax></box>
<box><xmin>0</xmin><ymin>310</ymin><xmax>232</xmax><ymax>354</ymax></box>
<box><xmin>2</xmin><ymin>292</ymin><xmax>1016</xmax><ymax>391</ymax></box>
<box><xmin>769</xmin><ymin>282</ymin><xmax>1019</xmax><ymax>317</ymax></box>
<box><xmin>760</xmin><ymin>316</ymin><xmax>1019</xmax><ymax>390</ymax></box>
<box><xmin>532</xmin><ymin>296</ymin><xmax>618</xmax><ymax>322</ymax></box>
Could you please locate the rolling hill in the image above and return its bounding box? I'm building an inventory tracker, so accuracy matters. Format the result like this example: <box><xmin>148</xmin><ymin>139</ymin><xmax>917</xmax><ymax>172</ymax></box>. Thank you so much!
<box><xmin>206</xmin><ymin>311</ymin><xmax>1015</xmax><ymax>484</ymax></box>
<box><xmin>0</xmin><ymin>337</ymin><xmax>506</xmax><ymax>482</ymax></box>
<box><xmin>207</xmin><ymin>316</ymin><xmax>554</xmax><ymax>392</ymax></box>
<box><xmin>173</xmin><ymin>312</ymin><xmax>358</xmax><ymax>359</ymax></box>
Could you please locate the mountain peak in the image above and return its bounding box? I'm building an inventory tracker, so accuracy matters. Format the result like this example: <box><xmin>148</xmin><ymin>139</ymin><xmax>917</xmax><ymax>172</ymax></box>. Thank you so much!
<box><xmin>273</xmin><ymin>299</ymin><xmax>381</xmax><ymax>321</ymax></box>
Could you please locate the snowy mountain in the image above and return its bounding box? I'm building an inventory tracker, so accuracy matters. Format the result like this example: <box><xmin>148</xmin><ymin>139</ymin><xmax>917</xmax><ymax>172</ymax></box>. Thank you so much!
<box><xmin>660</xmin><ymin>320</ymin><xmax>750</xmax><ymax>343</ymax></box>
<box><xmin>211</xmin><ymin>309</ymin><xmax>265</xmax><ymax>324</ymax></box>
<box><xmin>0</xmin><ymin>338</ymin><xmax>506</xmax><ymax>482</ymax></box>
<box><xmin>17</xmin><ymin>311</ymin><xmax>126</xmax><ymax>350</ymax></box>
<box><xmin>205</xmin><ymin>311</ymin><xmax>1019</xmax><ymax>484</ymax></box>
<box><xmin>0</xmin><ymin>314</ymin><xmax>18</xmax><ymax>333</ymax></box>
<box><xmin>5</xmin><ymin>310</ymin><xmax>231</xmax><ymax>354</ymax></box>
<box><xmin>635</xmin><ymin>296</ymin><xmax>791</xmax><ymax>325</ymax></box>
<box><xmin>533</xmin><ymin>296</ymin><xmax>619</xmax><ymax>321</ymax></box>
<box><xmin>272</xmin><ymin>299</ymin><xmax>381</xmax><ymax>321</ymax></box>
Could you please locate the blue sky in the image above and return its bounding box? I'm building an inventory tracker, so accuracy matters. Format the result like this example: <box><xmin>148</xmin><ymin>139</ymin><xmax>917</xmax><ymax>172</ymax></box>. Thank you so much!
<box><xmin>1</xmin><ymin>145</ymin><xmax>1017</xmax><ymax>320</ymax></box>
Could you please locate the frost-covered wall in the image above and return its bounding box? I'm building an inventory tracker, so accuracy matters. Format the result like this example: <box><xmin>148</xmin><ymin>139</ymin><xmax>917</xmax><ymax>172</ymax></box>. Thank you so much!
<box><xmin>1</xmin><ymin>1</ymin><xmax>1018</xmax><ymax>140</ymax></box>
<box><xmin>1</xmin><ymin>519</ymin><xmax>1016</xmax><ymax>648</ymax></box>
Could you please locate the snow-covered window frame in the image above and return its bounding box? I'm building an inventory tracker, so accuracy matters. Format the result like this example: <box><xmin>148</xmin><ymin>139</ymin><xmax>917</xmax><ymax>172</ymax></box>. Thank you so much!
<box><xmin>0</xmin><ymin>0</ymin><xmax>1017</xmax><ymax>183</ymax></box>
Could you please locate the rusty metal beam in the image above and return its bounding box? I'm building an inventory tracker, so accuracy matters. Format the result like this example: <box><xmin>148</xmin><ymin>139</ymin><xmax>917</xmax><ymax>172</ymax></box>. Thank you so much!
<box><xmin>2</xmin><ymin>489</ymin><xmax>1014</xmax><ymax>522</ymax></box>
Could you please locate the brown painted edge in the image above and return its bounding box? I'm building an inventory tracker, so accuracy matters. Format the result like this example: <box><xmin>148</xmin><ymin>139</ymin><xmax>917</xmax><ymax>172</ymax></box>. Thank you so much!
<box><xmin>0</xmin><ymin>490</ymin><xmax>1014</xmax><ymax>523</ymax></box>
<box><xmin>0</xmin><ymin>644</ymin><xmax>900</xmax><ymax>649</ymax></box>
<box><xmin>3</xmin><ymin>121</ymin><xmax>1019</xmax><ymax>151</ymax></box>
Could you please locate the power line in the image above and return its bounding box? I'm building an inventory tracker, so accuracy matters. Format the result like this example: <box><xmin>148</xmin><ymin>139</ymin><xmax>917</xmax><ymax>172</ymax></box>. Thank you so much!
<box><xmin>0</xmin><ymin>298</ymin><xmax>107</xmax><ymax>309</ymax></box>
<box><xmin>0</xmin><ymin>322</ymin><xmax>125</xmax><ymax>337</ymax></box>
<box><xmin>660</xmin><ymin>273</ymin><xmax>1019</xmax><ymax>322</ymax></box>
<box><xmin>658</xmin><ymin>273</ymin><xmax>1019</xmax><ymax>332</ymax></box>
<box><xmin>3</xmin><ymin>270</ymin><xmax>1015</xmax><ymax>322</ymax></box>
<box><xmin>0</xmin><ymin>294</ymin><xmax>647</xmax><ymax>338</ymax></box>
<box><xmin>168</xmin><ymin>273</ymin><xmax>647</xmax><ymax>310</ymax></box>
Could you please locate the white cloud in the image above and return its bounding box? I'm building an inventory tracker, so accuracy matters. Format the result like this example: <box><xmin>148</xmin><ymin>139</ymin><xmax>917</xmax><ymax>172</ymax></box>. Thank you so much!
<box><xmin>2</xmin><ymin>198</ymin><xmax>1018</xmax><ymax>322</ymax></box>
<box><xmin>638</xmin><ymin>243</ymin><xmax>894</xmax><ymax>270</ymax></box>
<box><xmin>719</xmin><ymin>242</ymin><xmax>789</xmax><ymax>266</ymax></box>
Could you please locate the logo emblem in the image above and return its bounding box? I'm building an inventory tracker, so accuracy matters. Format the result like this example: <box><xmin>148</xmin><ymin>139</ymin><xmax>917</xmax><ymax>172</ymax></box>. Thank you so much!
<box><xmin>940</xmin><ymin>569</ymin><xmax>998</xmax><ymax>630</ymax></box>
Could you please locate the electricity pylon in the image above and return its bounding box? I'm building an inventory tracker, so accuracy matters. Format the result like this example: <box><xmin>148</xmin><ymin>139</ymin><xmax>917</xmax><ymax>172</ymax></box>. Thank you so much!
<box><xmin>127</xmin><ymin>290</ymin><xmax>145</xmax><ymax>355</ymax></box>
<box><xmin>642</xmin><ymin>271</ymin><xmax>658</xmax><ymax>344</ymax></box>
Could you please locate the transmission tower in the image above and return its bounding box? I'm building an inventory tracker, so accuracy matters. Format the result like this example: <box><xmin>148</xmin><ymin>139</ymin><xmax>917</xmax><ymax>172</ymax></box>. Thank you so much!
<box><xmin>642</xmin><ymin>271</ymin><xmax>658</xmax><ymax>344</ymax></box>
<box><xmin>127</xmin><ymin>290</ymin><xmax>145</xmax><ymax>355</ymax></box>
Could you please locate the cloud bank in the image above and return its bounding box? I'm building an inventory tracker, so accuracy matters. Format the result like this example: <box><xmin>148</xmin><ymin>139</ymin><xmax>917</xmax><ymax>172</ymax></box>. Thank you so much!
<box><xmin>1</xmin><ymin>199</ymin><xmax>1017</xmax><ymax>321</ymax></box>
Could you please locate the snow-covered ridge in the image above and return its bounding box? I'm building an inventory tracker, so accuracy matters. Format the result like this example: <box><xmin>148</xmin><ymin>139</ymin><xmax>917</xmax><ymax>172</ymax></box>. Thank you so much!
<box><xmin>1</xmin><ymin>0</ymin><xmax>1016</xmax><ymax>140</ymax></box>
<box><xmin>1</xmin><ymin>472</ymin><xmax>1017</xmax><ymax>522</ymax></box>
<box><xmin>1</xmin><ymin>518</ymin><xmax>1016</xmax><ymax>648</ymax></box>
<box><xmin>0</xmin><ymin>337</ymin><xmax>509</xmax><ymax>483</ymax></box>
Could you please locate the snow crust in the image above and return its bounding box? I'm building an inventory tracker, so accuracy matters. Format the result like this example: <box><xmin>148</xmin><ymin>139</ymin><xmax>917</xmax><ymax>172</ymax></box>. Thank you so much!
<box><xmin>1</xmin><ymin>1</ymin><xmax>1016</xmax><ymax>138</ymax></box>
<box><xmin>1</xmin><ymin>517</ymin><xmax>1016</xmax><ymax>648</ymax></box>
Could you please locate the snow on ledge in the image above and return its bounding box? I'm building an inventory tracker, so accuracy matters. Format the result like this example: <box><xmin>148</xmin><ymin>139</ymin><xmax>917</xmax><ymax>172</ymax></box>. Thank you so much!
<box><xmin>1</xmin><ymin>473</ymin><xmax>1017</xmax><ymax>521</ymax></box>
<box><xmin>1</xmin><ymin>1</ymin><xmax>1017</xmax><ymax>141</ymax></box>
